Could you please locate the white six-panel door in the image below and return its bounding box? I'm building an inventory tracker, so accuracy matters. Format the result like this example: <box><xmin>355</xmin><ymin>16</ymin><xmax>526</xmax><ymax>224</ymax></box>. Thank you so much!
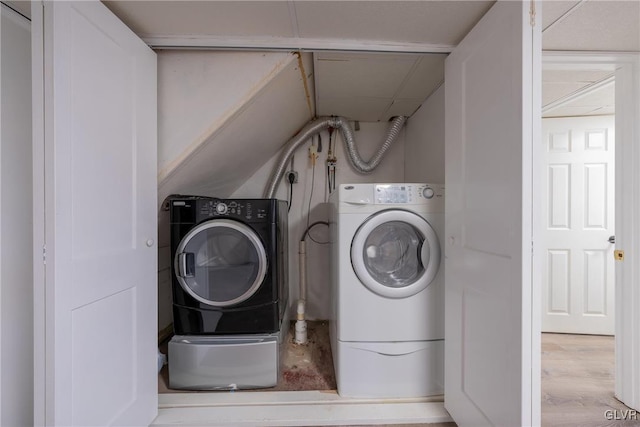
<box><xmin>542</xmin><ymin>115</ymin><xmax>615</xmax><ymax>335</ymax></box>
<box><xmin>32</xmin><ymin>1</ymin><xmax>158</xmax><ymax>425</ymax></box>
<box><xmin>444</xmin><ymin>1</ymin><xmax>540</xmax><ymax>425</ymax></box>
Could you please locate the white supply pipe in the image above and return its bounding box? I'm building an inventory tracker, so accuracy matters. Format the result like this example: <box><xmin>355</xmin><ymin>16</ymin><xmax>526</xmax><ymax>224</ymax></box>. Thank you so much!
<box><xmin>295</xmin><ymin>240</ymin><xmax>308</xmax><ymax>344</ymax></box>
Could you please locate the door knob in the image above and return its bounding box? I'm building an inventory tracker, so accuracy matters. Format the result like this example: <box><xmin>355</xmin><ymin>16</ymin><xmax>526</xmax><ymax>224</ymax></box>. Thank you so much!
<box><xmin>608</xmin><ymin>236</ymin><xmax>616</xmax><ymax>244</ymax></box>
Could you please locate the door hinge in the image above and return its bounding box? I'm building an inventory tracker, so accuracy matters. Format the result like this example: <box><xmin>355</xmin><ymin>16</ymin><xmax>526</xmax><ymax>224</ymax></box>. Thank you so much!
<box><xmin>42</xmin><ymin>244</ymin><xmax>46</xmax><ymax>264</ymax></box>
<box><xmin>530</xmin><ymin>1</ymin><xmax>537</xmax><ymax>27</ymax></box>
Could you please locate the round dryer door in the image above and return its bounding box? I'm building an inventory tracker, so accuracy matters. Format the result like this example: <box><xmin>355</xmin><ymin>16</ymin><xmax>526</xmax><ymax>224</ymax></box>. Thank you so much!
<box><xmin>351</xmin><ymin>209</ymin><xmax>440</xmax><ymax>298</ymax></box>
<box><xmin>174</xmin><ymin>219</ymin><xmax>268</xmax><ymax>307</ymax></box>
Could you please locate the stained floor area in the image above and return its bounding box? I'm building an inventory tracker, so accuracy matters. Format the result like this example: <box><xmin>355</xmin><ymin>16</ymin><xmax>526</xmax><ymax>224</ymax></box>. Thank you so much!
<box><xmin>158</xmin><ymin>320</ymin><xmax>335</xmax><ymax>393</ymax></box>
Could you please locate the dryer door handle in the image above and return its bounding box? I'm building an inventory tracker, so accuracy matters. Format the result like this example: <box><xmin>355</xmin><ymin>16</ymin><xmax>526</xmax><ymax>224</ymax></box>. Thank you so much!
<box><xmin>177</xmin><ymin>252</ymin><xmax>195</xmax><ymax>278</ymax></box>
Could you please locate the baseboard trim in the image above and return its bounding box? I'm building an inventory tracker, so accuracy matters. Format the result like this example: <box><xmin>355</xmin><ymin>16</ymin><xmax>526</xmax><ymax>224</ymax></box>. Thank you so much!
<box><xmin>154</xmin><ymin>391</ymin><xmax>450</xmax><ymax>426</ymax></box>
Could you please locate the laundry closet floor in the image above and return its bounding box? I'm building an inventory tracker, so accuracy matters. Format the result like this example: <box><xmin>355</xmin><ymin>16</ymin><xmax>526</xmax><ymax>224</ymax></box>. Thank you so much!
<box><xmin>156</xmin><ymin>321</ymin><xmax>454</xmax><ymax>425</ymax></box>
<box><xmin>158</xmin><ymin>321</ymin><xmax>336</xmax><ymax>393</ymax></box>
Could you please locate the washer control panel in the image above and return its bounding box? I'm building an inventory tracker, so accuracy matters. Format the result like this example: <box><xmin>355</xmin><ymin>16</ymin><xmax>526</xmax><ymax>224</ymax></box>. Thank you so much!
<box><xmin>375</xmin><ymin>184</ymin><xmax>412</xmax><ymax>203</ymax></box>
<box><xmin>422</xmin><ymin>187</ymin><xmax>435</xmax><ymax>199</ymax></box>
<box><xmin>374</xmin><ymin>184</ymin><xmax>443</xmax><ymax>204</ymax></box>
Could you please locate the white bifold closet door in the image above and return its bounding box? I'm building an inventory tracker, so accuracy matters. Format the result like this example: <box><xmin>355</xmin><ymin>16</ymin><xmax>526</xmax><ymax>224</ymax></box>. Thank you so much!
<box><xmin>444</xmin><ymin>1</ymin><xmax>541</xmax><ymax>426</ymax></box>
<box><xmin>32</xmin><ymin>1</ymin><xmax>158</xmax><ymax>425</ymax></box>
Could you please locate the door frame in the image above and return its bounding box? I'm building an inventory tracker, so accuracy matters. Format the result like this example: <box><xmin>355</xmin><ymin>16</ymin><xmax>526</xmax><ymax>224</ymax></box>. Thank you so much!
<box><xmin>538</xmin><ymin>52</ymin><xmax>640</xmax><ymax>410</ymax></box>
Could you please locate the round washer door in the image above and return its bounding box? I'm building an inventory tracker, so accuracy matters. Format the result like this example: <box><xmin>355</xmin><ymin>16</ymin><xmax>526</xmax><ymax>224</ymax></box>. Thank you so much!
<box><xmin>351</xmin><ymin>209</ymin><xmax>440</xmax><ymax>298</ymax></box>
<box><xmin>174</xmin><ymin>219</ymin><xmax>268</xmax><ymax>307</ymax></box>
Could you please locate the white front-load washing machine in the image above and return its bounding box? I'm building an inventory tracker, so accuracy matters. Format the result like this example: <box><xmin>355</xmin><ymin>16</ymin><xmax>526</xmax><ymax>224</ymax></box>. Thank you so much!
<box><xmin>329</xmin><ymin>183</ymin><xmax>444</xmax><ymax>398</ymax></box>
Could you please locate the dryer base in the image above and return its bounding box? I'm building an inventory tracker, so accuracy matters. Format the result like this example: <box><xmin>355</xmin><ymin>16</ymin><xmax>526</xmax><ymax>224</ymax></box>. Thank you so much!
<box><xmin>168</xmin><ymin>316</ymin><xmax>288</xmax><ymax>390</ymax></box>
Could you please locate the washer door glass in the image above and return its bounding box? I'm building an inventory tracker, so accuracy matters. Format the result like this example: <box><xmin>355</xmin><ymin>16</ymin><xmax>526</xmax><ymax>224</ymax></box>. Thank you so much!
<box><xmin>174</xmin><ymin>219</ymin><xmax>267</xmax><ymax>307</ymax></box>
<box><xmin>351</xmin><ymin>210</ymin><xmax>440</xmax><ymax>298</ymax></box>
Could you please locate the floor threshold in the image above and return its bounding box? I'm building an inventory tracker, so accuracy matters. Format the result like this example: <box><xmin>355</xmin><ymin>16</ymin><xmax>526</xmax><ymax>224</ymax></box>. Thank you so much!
<box><xmin>153</xmin><ymin>391</ymin><xmax>452</xmax><ymax>426</ymax></box>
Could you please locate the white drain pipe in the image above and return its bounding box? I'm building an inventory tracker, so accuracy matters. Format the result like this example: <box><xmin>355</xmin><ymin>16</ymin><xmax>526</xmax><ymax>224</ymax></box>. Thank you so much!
<box><xmin>295</xmin><ymin>240</ymin><xmax>308</xmax><ymax>344</ymax></box>
<box><xmin>295</xmin><ymin>221</ymin><xmax>330</xmax><ymax>345</ymax></box>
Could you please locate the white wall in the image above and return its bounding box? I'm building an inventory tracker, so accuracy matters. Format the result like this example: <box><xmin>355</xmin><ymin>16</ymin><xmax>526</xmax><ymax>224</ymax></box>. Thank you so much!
<box><xmin>232</xmin><ymin>121</ymin><xmax>406</xmax><ymax>320</ymax></box>
<box><xmin>0</xmin><ymin>5</ymin><xmax>33</xmax><ymax>425</ymax></box>
<box><xmin>405</xmin><ymin>85</ymin><xmax>445</xmax><ymax>184</ymax></box>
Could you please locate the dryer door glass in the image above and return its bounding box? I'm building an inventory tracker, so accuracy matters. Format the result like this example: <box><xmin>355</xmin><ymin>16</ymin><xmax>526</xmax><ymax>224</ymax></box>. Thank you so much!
<box><xmin>175</xmin><ymin>219</ymin><xmax>267</xmax><ymax>307</ymax></box>
<box><xmin>351</xmin><ymin>210</ymin><xmax>441</xmax><ymax>298</ymax></box>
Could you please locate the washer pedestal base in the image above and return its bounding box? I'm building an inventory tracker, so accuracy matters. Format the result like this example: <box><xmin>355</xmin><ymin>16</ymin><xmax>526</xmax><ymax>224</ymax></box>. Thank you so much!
<box><xmin>333</xmin><ymin>339</ymin><xmax>444</xmax><ymax>398</ymax></box>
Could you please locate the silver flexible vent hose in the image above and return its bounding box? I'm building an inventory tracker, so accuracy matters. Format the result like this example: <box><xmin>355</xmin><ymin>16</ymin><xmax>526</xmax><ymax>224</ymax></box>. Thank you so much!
<box><xmin>263</xmin><ymin>117</ymin><xmax>336</xmax><ymax>198</ymax></box>
<box><xmin>335</xmin><ymin>115</ymin><xmax>407</xmax><ymax>174</ymax></box>
<box><xmin>263</xmin><ymin>115</ymin><xmax>407</xmax><ymax>198</ymax></box>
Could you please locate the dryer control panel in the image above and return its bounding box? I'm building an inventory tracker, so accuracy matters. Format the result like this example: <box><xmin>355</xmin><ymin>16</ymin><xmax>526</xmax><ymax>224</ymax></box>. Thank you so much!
<box><xmin>170</xmin><ymin>197</ymin><xmax>278</xmax><ymax>225</ymax></box>
<box><xmin>197</xmin><ymin>199</ymin><xmax>270</xmax><ymax>221</ymax></box>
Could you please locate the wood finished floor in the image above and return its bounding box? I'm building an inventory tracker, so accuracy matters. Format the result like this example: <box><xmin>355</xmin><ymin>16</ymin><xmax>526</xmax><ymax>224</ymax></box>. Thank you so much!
<box><xmin>542</xmin><ymin>333</ymin><xmax>636</xmax><ymax>427</ymax></box>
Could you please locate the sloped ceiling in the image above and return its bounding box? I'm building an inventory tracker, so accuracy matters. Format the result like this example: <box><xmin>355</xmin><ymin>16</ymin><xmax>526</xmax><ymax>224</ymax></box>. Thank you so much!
<box><xmin>100</xmin><ymin>0</ymin><xmax>638</xmax><ymax>123</ymax></box>
<box><xmin>95</xmin><ymin>0</ymin><xmax>636</xmax><ymax>199</ymax></box>
<box><xmin>156</xmin><ymin>51</ymin><xmax>304</xmax><ymax>177</ymax></box>
<box><xmin>157</xmin><ymin>51</ymin><xmax>315</xmax><ymax>204</ymax></box>
<box><xmin>5</xmin><ymin>0</ymin><xmax>633</xmax><ymax>203</ymax></box>
<box><xmin>8</xmin><ymin>0</ymin><xmax>624</xmax><ymax>120</ymax></box>
<box><xmin>3</xmin><ymin>1</ymin><xmax>29</xmax><ymax>18</ymax></box>
<box><xmin>100</xmin><ymin>0</ymin><xmax>485</xmax><ymax>126</ymax></box>
<box><xmin>314</xmin><ymin>52</ymin><xmax>446</xmax><ymax>122</ymax></box>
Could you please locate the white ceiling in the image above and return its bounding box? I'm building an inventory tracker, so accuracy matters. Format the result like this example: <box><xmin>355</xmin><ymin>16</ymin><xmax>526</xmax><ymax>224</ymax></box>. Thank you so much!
<box><xmin>543</xmin><ymin>0</ymin><xmax>640</xmax><ymax>52</ymax></box>
<box><xmin>99</xmin><ymin>0</ymin><xmax>636</xmax><ymax>120</ymax></box>
<box><xmin>314</xmin><ymin>52</ymin><xmax>446</xmax><ymax>121</ymax></box>
<box><xmin>102</xmin><ymin>1</ymin><xmax>495</xmax><ymax>47</ymax></box>
<box><xmin>8</xmin><ymin>0</ymin><xmax>636</xmax><ymax>120</ymax></box>
<box><xmin>98</xmin><ymin>1</ymin><xmax>489</xmax><ymax>122</ymax></box>
<box><xmin>542</xmin><ymin>69</ymin><xmax>615</xmax><ymax>117</ymax></box>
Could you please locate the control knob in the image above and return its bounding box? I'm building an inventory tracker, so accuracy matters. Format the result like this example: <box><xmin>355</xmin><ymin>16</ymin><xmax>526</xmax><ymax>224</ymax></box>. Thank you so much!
<box><xmin>422</xmin><ymin>187</ymin><xmax>435</xmax><ymax>199</ymax></box>
<box><xmin>216</xmin><ymin>203</ymin><xmax>228</xmax><ymax>214</ymax></box>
